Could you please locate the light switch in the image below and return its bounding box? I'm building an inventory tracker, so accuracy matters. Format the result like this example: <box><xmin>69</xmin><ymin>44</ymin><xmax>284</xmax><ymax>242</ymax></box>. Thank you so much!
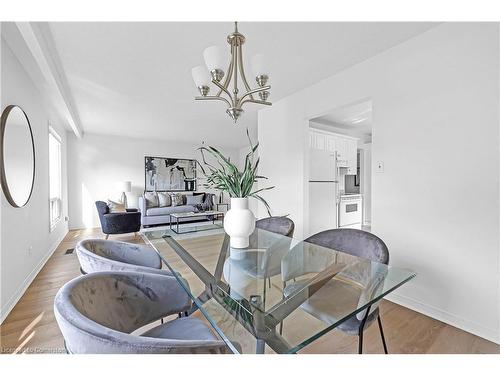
<box><xmin>376</xmin><ymin>161</ymin><xmax>384</xmax><ymax>173</ymax></box>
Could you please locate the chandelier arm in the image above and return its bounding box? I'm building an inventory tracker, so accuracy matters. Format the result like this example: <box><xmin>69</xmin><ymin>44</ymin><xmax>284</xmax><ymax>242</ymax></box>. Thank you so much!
<box><xmin>224</xmin><ymin>45</ymin><xmax>235</xmax><ymax>90</ymax></box>
<box><xmin>237</xmin><ymin>44</ymin><xmax>254</xmax><ymax>100</ymax></box>
<box><xmin>237</xmin><ymin>85</ymin><xmax>271</xmax><ymax>106</ymax></box>
<box><xmin>212</xmin><ymin>79</ymin><xmax>235</xmax><ymax>106</ymax></box>
<box><xmin>216</xmin><ymin>48</ymin><xmax>234</xmax><ymax>97</ymax></box>
<box><xmin>232</xmin><ymin>40</ymin><xmax>238</xmax><ymax>102</ymax></box>
<box><xmin>195</xmin><ymin>96</ymin><xmax>232</xmax><ymax>108</ymax></box>
<box><xmin>240</xmin><ymin>98</ymin><xmax>273</xmax><ymax>108</ymax></box>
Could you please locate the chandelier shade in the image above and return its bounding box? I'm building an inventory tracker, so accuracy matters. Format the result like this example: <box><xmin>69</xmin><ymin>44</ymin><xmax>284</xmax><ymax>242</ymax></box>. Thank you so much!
<box><xmin>251</xmin><ymin>53</ymin><xmax>269</xmax><ymax>77</ymax></box>
<box><xmin>192</xmin><ymin>22</ymin><xmax>272</xmax><ymax>123</ymax></box>
<box><xmin>203</xmin><ymin>46</ymin><xmax>229</xmax><ymax>75</ymax></box>
<box><xmin>191</xmin><ymin>66</ymin><xmax>210</xmax><ymax>87</ymax></box>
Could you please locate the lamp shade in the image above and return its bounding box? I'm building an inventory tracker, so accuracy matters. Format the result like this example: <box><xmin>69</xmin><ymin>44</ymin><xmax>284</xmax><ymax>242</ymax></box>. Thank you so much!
<box><xmin>251</xmin><ymin>53</ymin><xmax>269</xmax><ymax>77</ymax></box>
<box><xmin>118</xmin><ymin>181</ymin><xmax>131</xmax><ymax>193</ymax></box>
<box><xmin>191</xmin><ymin>65</ymin><xmax>210</xmax><ymax>87</ymax></box>
<box><xmin>203</xmin><ymin>45</ymin><xmax>229</xmax><ymax>73</ymax></box>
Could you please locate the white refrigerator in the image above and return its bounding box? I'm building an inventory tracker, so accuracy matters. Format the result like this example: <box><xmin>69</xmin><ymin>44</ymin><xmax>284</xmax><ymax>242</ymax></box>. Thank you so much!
<box><xmin>308</xmin><ymin>148</ymin><xmax>340</xmax><ymax>234</ymax></box>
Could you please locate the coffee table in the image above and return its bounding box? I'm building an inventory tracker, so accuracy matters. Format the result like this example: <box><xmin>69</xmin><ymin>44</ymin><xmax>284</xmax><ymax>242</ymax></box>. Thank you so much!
<box><xmin>169</xmin><ymin>210</ymin><xmax>224</xmax><ymax>234</ymax></box>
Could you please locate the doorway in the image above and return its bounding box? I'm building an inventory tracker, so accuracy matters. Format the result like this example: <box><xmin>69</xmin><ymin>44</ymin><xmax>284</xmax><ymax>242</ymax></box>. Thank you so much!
<box><xmin>307</xmin><ymin>99</ymin><xmax>372</xmax><ymax>235</ymax></box>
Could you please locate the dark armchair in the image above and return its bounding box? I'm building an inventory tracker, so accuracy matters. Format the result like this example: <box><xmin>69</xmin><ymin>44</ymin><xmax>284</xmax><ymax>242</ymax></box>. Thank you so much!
<box><xmin>95</xmin><ymin>201</ymin><xmax>141</xmax><ymax>239</ymax></box>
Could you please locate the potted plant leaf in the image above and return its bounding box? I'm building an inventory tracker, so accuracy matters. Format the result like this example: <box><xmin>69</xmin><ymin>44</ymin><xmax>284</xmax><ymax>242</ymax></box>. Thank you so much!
<box><xmin>198</xmin><ymin>131</ymin><xmax>273</xmax><ymax>248</ymax></box>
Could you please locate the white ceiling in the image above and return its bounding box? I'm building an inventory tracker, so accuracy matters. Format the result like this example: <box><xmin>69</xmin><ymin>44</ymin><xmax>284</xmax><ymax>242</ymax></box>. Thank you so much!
<box><xmin>312</xmin><ymin>100</ymin><xmax>373</xmax><ymax>138</ymax></box>
<box><xmin>46</xmin><ymin>22</ymin><xmax>436</xmax><ymax>148</ymax></box>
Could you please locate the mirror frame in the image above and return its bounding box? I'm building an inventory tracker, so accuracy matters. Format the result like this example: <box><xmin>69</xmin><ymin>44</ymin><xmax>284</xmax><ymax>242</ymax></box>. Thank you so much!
<box><xmin>0</xmin><ymin>105</ymin><xmax>36</xmax><ymax>208</ymax></box>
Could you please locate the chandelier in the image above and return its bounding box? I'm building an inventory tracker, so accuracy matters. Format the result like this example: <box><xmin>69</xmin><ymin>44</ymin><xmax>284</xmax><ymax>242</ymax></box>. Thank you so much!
<box><xmin>191</xmin><ymin>22</ymin><xmax>272</xmax><ymax>123</ymax></box>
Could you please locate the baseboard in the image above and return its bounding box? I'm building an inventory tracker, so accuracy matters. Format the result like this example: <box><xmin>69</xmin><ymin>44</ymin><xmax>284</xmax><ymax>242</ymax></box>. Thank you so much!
<box><xmin>68</xmin><ymin>225</ymin><xmax>99</xmax><ymax>231</ymax></box>
<box><xmin>385</xmin><ymin>292</ymin><xmax>500</xmax><ymax>345</ymax></box>
<box><xmin>0</xmin><ymin>228</ymin><xmax>69</xmax><ymax>324</ymax></box>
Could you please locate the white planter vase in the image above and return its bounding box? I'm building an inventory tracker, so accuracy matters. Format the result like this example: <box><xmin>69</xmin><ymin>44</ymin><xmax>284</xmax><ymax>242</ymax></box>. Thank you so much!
<box><xmin>223</xmin><ymin>197</ymin><xmax>255</xmax><ymax>248</ymax></box>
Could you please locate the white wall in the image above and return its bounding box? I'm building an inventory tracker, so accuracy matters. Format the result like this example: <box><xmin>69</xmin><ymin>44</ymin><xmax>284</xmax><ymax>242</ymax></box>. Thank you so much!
<box><xmin>258</xmin><ymin>23</ymin><xmax>499</xmax><ymax>343</ymax></box>
<box><xmin>67</xmin><ymin>132</ymin><xmax>240</xmax><ymax>229</ymax></box>
<box><xmin>1</xmin><ymin>39</ymin><xmax>69</xmax><ymax>322</ymax></box>
<box><xmin>360</xmin><ymin>143</ymin><xmax>372</xmax><ymax>223</ymax></box>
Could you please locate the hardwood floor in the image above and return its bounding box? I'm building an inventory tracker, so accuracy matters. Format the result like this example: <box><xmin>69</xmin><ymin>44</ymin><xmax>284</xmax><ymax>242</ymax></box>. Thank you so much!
<box><xmin>0</xmin><ymin>228</ymin><xmax>143</xmax><ymax>354</ymax></box>
<box><xmin>1</xmin><ymin>227</ymin><xmax>498</xmax><ymax>354</ymax></box>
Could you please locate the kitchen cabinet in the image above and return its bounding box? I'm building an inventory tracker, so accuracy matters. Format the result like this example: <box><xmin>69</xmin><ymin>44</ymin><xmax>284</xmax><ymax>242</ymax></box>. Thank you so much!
<box><xmin>326</xmin><ymin>136</ymin><xmax>336</xmax><ymax>152</ymax></box>
<box><xmin>336</xmin><ymin>137</ymin><xmax>347</xmax><ymax>166</ymax></box>
<box><xmin>309</xmin><ymin>129</ymin><xmax>358</xmax><ymax>174</ymax></box>
<box><xmin>346</xmin><ymin>138</ymin><xmax>358</xmax><ymax>175</ymax></box>
<box><xmin>309</xmin><ymin>131</ymin><xmax>326</xmax><ymax>150</ymax></box>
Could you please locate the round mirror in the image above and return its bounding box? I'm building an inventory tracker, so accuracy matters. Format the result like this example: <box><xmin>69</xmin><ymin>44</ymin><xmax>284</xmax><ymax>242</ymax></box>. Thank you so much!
<box><xmin>0</xmin><ymin>105</ymin><xmax>35</xmax><ymax>207</ymax></box>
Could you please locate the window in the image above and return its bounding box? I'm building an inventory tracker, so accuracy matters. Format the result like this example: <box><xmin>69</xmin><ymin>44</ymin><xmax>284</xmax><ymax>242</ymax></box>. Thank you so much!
<box><xmin>49</xmin><ymin>127</ymin><xmax>62</xmax><ymax>231</ymax></box>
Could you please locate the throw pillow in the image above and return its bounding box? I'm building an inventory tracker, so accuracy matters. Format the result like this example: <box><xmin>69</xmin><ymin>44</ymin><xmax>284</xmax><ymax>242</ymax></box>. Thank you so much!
<box><xmin>144</xmin><ymin>191</ymin><xmax>159</xmax><ymax>208</ymax></box>
<box><xmin>107</xmin><ymin>199</ymin><xmax>126</xmax><ymax>213</ymax></box>
<box><xmin>157</xmin><ymin>192</ymin><xmax>171</xmax><ymax>207</ymax></box>
<box><xmin>193</xmin><ymin>192</ymin><xmax>206</xmax><ymax>201</ymax></box>
<box><xmin>186</xmin><ymin>194</ymin><xmax>204</xmax><ymax>206</ymax></box>
<box><xmin>170</xmin><ymin>193</ymin><xmax>184</xmax><ymax>207</ymax></box>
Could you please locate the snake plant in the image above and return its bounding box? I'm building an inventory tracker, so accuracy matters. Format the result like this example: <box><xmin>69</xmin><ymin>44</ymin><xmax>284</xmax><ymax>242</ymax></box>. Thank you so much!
<box><xmin>198</xmin><ymin>130</ymin><xmax>273</xmax><ymax>216</ymax></box>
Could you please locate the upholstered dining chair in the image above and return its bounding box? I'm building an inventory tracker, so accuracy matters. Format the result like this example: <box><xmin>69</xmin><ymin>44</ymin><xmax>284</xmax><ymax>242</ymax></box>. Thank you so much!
<box><xmin>255</xmin><ymin>216</ymin><xmax>295</xmax><ymax>238</ymax></box>
<box><xmin>281</xmin><ymin>228</ymin><xmax>390</xmax><ymax>354</ymax></box>
<box><xmin>76</xmin><ymin>239</ymin><xmax>172</xmax><ymax>276</ymax></box>
<box><xmin>233</xmin><ymin>217</ymin><xmax>295</xmax><ymax>307</ymax></box>
<box><xmin>54</xmin><ymin>271</ymin><xmax>231</xmax><ymax>354</ymax></box>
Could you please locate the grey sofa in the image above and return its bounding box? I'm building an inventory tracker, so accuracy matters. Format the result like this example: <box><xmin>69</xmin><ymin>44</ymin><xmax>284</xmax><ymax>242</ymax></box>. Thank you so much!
<box><xmin>54</xmin><ymin>271</ymin><xmax>230</xmax><ymax>354</ymax></box>
<box><xmin>139</xmin><ymin>192</ymin><xmax>216</xmax><ymax>227</ymax></box>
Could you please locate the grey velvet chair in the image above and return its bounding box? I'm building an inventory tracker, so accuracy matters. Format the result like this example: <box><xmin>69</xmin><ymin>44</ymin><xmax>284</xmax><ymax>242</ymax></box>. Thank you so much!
<box><xmin>255</xmin><ymin>216</ymin><xmax>295</xmax><ymax>238</ymax></box>
<box><xmin>76</xmin><ymin>239</ymin><xmax>172</xmax><ymax>276</ymax></box>
<box><xmin>54</xmin><ymin>271</ymin><xmax>230</xmax><ymax>354</ymax></box>
<box><xmin>281</xmin><ymin>228</ymin><xmax>389</xmax><ymax>354</ymax></box>
<box><xmin>95</xmin><ymin>201</ymin><xmax>141</xmax><ymax>239</ymax></box>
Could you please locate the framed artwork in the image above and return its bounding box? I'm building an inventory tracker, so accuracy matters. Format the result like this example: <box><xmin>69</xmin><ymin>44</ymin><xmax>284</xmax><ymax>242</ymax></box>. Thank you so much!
<box><xmin>144</xmin><ymin>156</ymin><xmax>197</xmax><ymax>191</ymax></box>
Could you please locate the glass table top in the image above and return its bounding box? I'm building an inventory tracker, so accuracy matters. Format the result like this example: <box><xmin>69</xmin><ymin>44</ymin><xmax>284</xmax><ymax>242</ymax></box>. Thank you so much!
<box><xmin>142</xmin><ymin>227</ymin><xmax>416</xmax><ymax>354</ymax></box>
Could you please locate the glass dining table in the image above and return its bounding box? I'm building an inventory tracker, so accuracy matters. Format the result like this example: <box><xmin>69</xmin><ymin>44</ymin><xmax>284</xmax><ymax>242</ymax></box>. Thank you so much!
<box><xmin>142</xmin><ymin>226</ymin><xmax>416</xmax><ymax>354</ymax></box>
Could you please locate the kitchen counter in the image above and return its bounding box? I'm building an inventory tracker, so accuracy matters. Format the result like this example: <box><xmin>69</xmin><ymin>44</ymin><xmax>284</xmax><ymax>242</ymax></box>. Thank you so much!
<box><xmin>341</xmin><ymin>193</ymin><xmax>362</xmax><ymax>198</ymax></box>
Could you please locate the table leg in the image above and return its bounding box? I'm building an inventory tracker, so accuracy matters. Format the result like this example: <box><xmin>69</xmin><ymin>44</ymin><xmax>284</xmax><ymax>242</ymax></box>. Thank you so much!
<box><xmin>250</xmin><ymin>295</ymin><xmax>268</xmax><ymax>354</ymax></box>
<box><xmin>213</xmin><ymin>235</ymin><xmax>230</xmax><ymax>281</ymax></box>
<box><xmin>256</xmin><ymin>339</ymin><xmax>265</xmax><ymax>354</ymax></box>
<box><xmin>188</xmin><ymin>290</ymin><xmax>212</xmax><ymax>315</ymax></box>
